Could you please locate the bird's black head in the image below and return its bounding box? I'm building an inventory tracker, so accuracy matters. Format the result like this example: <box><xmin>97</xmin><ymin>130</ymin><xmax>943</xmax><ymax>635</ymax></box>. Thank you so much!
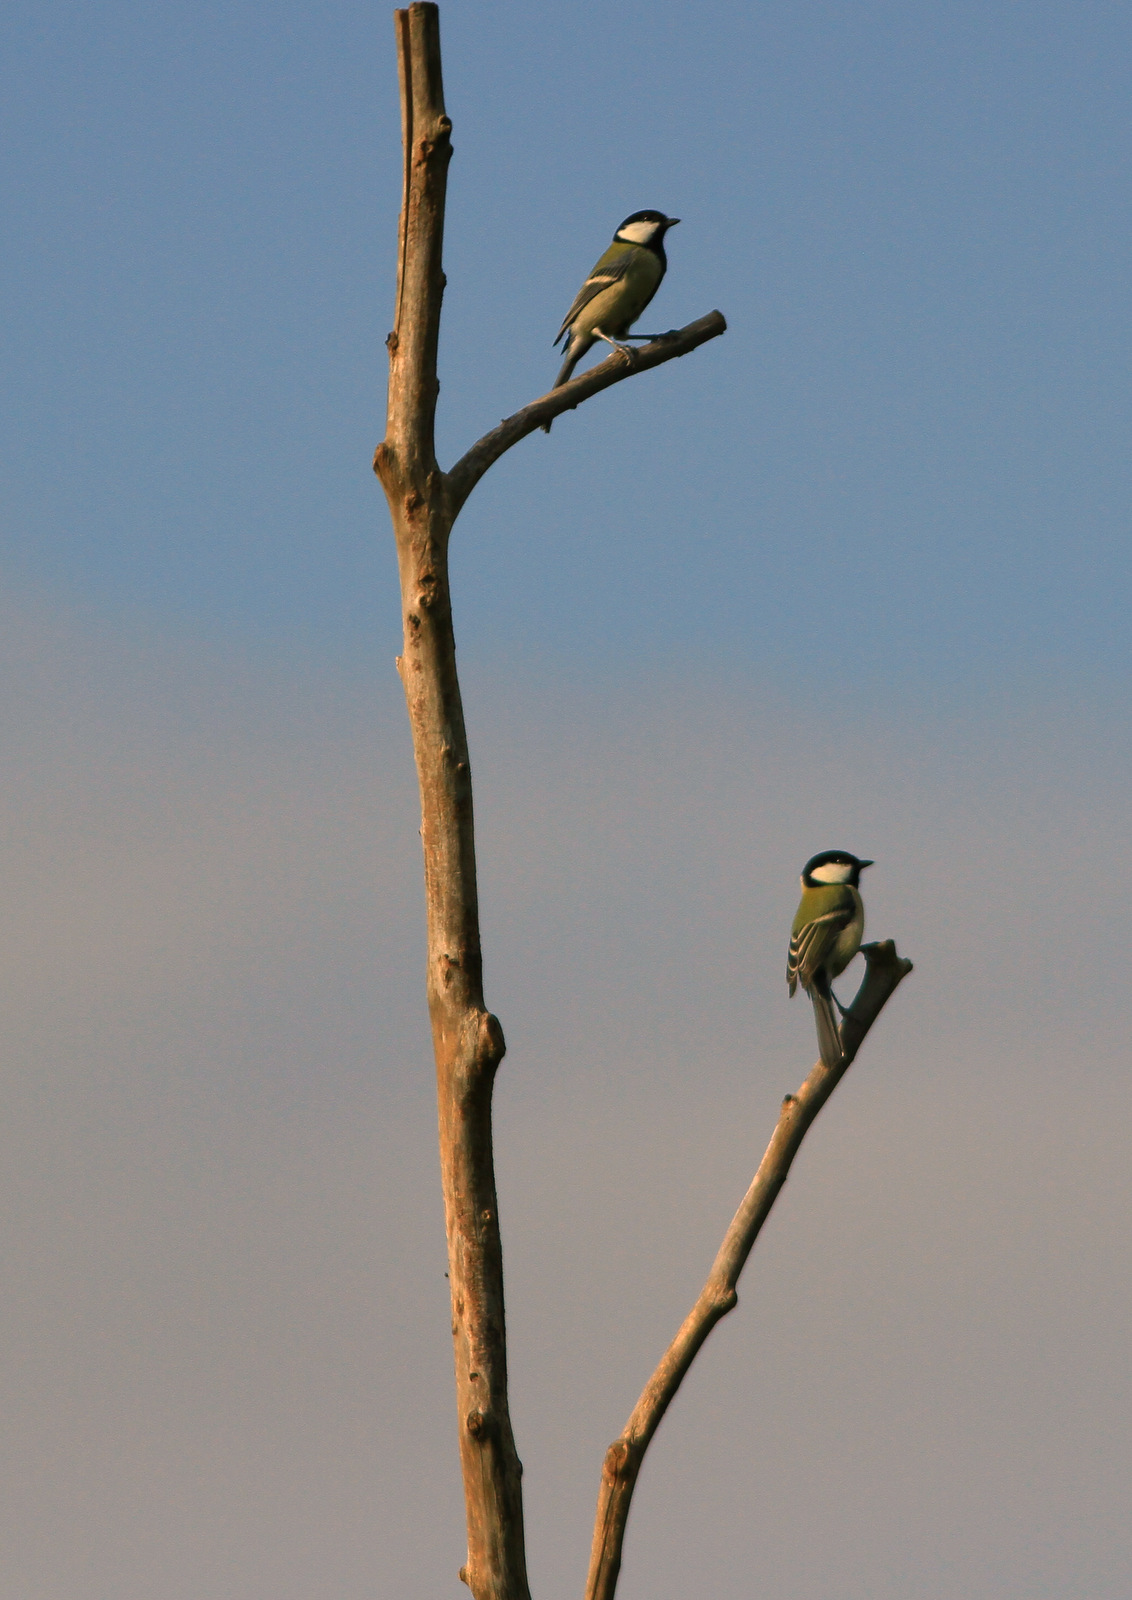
<box><xmin>801</xmin><ymin>850</ymin><xmax>874</xmax><ymax>888</ymax></box>
<box><xmin>614</xmin><ymin>210</ymin><xmax>681</xmax><ymax>252</ymax></box>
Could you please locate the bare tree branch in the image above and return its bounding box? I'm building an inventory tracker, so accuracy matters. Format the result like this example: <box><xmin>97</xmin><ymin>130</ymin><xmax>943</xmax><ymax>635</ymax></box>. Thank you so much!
<box><xmin>445</xmin><ymin>312</ymin><xmax>727</xmax><ymax>518</ymax></box>
<box><xmin>375</xmin><ymin>9</ymin><xmax>530</xmax><ymax>1599</ymax></box>
<box><xmin>385</xmin><ymin>3</ymin><xmax>450</xmax><ymax>472</ymax></box>
<box><xmin>583</xmin><ymin>940</ymin><xmax>914</xmax><ymax>1600</ymax></box>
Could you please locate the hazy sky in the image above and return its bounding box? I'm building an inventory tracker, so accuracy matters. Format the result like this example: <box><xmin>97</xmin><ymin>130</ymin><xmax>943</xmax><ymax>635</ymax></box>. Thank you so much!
<box><xmin>2</xmin><ymin>2</ymin><xmax>1130</xmax><ymax>1598</ymax></box>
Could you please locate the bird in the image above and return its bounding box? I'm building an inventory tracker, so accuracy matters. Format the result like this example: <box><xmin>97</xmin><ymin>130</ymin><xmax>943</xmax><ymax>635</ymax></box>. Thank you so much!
<box><xmin>787</xmin><ymin>851</ymin><xmax>873</xmax><ymax>1069</ymax></box>
<box><xmin>540</xmin><ymin>209</ymin><xmax>680</xmax><ymax>433</ymax></box>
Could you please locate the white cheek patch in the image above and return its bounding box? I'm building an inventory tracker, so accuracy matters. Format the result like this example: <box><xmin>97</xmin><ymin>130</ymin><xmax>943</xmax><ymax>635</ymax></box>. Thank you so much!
<box><xmin>809</xmin><ymin>861</ymin><xmax>855</xmax><ymax>884</ymax></box>
<box><xmin>617</xmin><ymin>220</ymin><xmax>660</xmax><ymax>245</ymax></box>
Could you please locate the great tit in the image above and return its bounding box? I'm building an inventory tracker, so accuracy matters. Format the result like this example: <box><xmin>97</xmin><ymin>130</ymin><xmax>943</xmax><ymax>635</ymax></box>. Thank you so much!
<box><xmin>787</xmin><ymin>851</ymin><xmax>873</xmax><ymax>1069</ymax></box>
<box><xmin>540</xmin><ymin>210</ymin><xmax>680</xmax><ymax>433</ymax></box>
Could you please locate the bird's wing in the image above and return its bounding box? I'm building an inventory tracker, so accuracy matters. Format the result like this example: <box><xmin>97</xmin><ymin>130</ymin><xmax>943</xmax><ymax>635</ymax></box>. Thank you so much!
<box><xmin>553</xmin><ymin>245</ymin><xmax>637</xmax><ymax>345</ymax></box>
<box><xmin>787</xmin><ymin>907</ymin><xmax>854</xmax><ymax>994</ymax></box>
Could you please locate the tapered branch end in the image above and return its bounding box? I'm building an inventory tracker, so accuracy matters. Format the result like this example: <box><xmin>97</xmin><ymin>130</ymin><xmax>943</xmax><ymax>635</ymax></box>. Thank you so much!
<box><xmin>856</xmin><ymin>940</ymin><xmax>915</xmax><ymax>996</ymax></box>
<box><xmin>839</xmin><ymin>939</ymin><xmax>913</xmax><ymax>1063</ymax></box>
<box><xmin>862</xmin><ymin>937</ymin><xmax>913</xmax><ymax>972</ymax></box>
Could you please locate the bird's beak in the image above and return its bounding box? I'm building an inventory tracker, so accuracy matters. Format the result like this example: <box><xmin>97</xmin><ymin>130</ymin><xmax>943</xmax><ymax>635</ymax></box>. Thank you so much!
<box><xmin>859</xmin><ymin>860</ymin><xmax>874</xmax><ymax>870</ymax></box>
<box><xmin>666</xmin><ymin>217</ymin><xmax>681</xmax><ymax>227</ymax></box>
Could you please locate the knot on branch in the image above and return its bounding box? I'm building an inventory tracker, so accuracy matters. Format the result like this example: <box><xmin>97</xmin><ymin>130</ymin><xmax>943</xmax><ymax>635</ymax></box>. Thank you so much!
<box><xmin>475</xmin><ymin>1011</ymin><xmax>506</xmax><ymax>1071</ymax></box>
<box><xmin>446</xmin><ymin>1011</ymin><xmax>506</xmax><ymax>1107</ymax></box>
<box><xmin>372</xmin><ymin>441</ymin><xmax>395</xmax><ymax>484</ymax></box>
<box><xmin>465</xmin><ymin>1408</ymin><xmax>490</xmax><ymax>1440</ymax></box>
<box><xmin>602</xmin><ymin>1439</ymin><xmax>636</xmax><ymax>1487</ymax></box>
<box><xmin>415</xmin><ymin>126</ymin><xmax>453</xmax><ymax>165</ymax></box>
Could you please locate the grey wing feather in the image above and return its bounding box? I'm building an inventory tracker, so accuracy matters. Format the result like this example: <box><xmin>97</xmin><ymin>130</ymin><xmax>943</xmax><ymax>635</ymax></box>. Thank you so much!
<box><xmin>787</xmin><ymin>909</ymin><xmax>852</xmax><ymax>994</ymax></box>
<box><xmin>553</xmin><ymin>254</ymin><xmax>635</xmax><ymax>345</ymax></box>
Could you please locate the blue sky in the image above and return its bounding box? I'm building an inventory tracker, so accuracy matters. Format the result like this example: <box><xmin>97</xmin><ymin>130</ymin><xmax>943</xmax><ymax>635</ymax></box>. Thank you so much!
<box><xmin>2</xmin><ymin>5</ymin><xmax>1131</xmax><ymax>1598</ymax></box>
<box><xmin>4</xmin><ymin>0</ymin><xmax>1129</xmax><ymax>686</ymax></box>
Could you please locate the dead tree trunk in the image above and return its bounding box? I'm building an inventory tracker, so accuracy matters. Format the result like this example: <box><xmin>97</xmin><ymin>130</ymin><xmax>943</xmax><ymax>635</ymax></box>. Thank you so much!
<box><xmin>375</xmin><ymin>13</ymin><xmax>528</xmax><ymax>1596</ymax></box>
<box><xmin>373</xmin><ymin>10</ymin><xmax>724</xmax><ymax>1598</ymax></box>
<box><xmin>374</xmin><ymin>8</ymin><xmax>907</xmax><ymax>1600</ymax></box>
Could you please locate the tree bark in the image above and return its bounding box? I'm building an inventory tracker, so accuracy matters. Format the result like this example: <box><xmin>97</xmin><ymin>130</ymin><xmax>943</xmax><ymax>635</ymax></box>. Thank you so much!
<box><xmin>375</xmin><ymin>10</ymin><xmax>529</xmax><ymax>1599</ymax></box>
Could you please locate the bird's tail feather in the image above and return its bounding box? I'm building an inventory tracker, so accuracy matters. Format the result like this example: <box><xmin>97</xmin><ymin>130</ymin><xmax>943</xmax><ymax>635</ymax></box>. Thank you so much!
<box><xmin>552</xmin><ymin>348</ymin><xmax>582</xmax><ymax>389</ymax></box>
<box><xmin>808</xmin><ymin>975</ymin><xmax>844</xmax><ymax>1069</ymax></box>
<box><xmin>540</xmin><ymin>340</ymin><xmax>587</xmax><ymax>434</ymax></box>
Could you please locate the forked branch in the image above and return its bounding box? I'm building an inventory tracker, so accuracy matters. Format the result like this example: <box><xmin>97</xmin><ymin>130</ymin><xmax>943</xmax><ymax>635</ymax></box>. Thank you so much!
<box><xmin>584</xmin><ymin>940</ymin><xmax>913</xmax><ymax>1600</ymax></box>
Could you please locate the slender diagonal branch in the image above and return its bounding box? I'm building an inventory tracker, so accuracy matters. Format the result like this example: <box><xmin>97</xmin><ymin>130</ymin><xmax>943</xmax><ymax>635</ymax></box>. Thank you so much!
<box><xmin>445</xmin><ymin>311</ymin><xmax>727</xmax><ymax>518</ymax></box>
<box><xmin>584</xmin><ymin>940</ymin><xmax>913</xmax><ymax>1600</ymax></box>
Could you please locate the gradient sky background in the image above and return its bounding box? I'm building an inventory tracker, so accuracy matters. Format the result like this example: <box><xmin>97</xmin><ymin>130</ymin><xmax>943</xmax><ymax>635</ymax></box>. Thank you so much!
<box><xmin>2</xmin><ymin>2</ymin><xmax>1130</xmax><ymax>1597</ymax></box>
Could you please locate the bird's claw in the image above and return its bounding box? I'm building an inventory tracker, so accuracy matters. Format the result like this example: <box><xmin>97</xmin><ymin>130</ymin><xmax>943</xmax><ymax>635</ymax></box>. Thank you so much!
<box><xmin>592</xmin><ymin>329</ymin><xmax>636</xmax><ymax>359</ymax></box>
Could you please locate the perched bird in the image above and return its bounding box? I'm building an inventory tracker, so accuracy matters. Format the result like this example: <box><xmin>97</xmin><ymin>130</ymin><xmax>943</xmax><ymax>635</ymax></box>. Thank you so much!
<box><xmin>787</xmin><ymin>851</ymin><xmax>873</xmax><ymax>1069</ymax></box>
<box><xmin>540</xmin><ymin>209</ymin><xmax>680</xmax><ymax>433</ymax></box>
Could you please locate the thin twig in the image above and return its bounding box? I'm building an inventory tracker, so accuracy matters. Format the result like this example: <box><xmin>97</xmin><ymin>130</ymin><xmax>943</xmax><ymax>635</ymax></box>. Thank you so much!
<box><xmin>583</xmin><ymin>940</ymin><xmax>913</xmax><ymax>1600</ymax></box>
<box><xmin>445</xmin><ymin>312</ymin><xmax>727</xmax><ymax>518</ymax></box>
